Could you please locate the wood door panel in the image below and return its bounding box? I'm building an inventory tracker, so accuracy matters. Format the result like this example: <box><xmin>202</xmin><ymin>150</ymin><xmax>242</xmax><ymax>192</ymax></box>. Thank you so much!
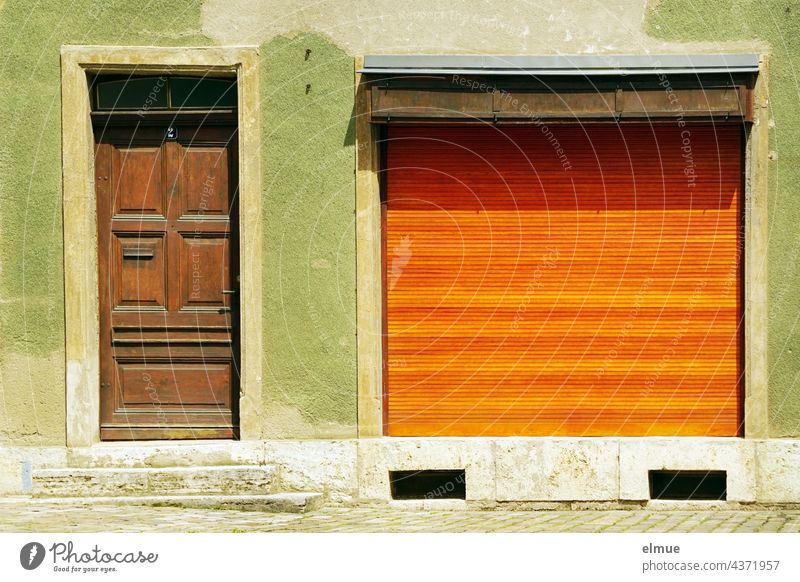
<box><xmin>101</xmin><ymin>409</ymin><xmax>234</xmax><ymax>430</ymax></box>
<box><xmin>384</xmin><ymin>123</ymin><xmax>743</xmax><ymax>437</ymax></box>
<box><xmin>112</xmin><ymin>147</ymin><xmax>165</xmax><ymax>216</ymax></box>
<box><xmin>110</xmin><ymin>311</ymin><xmax>232</xmax><ymax>328</ymax></box>
<box><xmin>175</xmin><ymin>221</ymin><xmax>232</xmax><ymax>234</ymax></box>
<box><xmin>179</xmin><ymin>147</ymin><xmax>231</xmax><ymax>216</ymax></box>
<box><xmin>112</xmin><ymin>234</ymin><xmax>167</xmax><ymax>309</ymax></box>
<box><xmin>111</xmin><ymin>326</ymin><xmax>232</xmax><ymax>344</ymax></box>
<box><xmin>117</xmin><ymin>361</ymin><xmax>231</xmax><ymax>407</ymax></box>
<box><xmin>96</xmin><ymin>123</ymin><xmax>239</xmax><ymax>440</ymax></box>
<box><xmin>109</xmin><ymin>344</ymin><xmax>234</xmax><ymax>360</ymax></box>
<box><xmin>179</xmin><ymin>235</ymin><xmax>231</xmax><ymax>309</ymax></box>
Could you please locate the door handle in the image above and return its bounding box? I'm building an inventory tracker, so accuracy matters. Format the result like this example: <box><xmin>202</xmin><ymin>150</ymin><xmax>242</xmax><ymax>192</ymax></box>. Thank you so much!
<box><xmin>221</xmin><ymin>289</ymin><xmax>237</xmax><ymax>295</ymax></box>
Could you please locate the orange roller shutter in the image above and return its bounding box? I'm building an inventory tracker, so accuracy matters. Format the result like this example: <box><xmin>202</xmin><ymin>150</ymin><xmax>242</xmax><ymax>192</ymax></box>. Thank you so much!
<box><xmin>383</xmin><ymin>123</ymin><xmax>743</xmax><ymax>437</ymax></box>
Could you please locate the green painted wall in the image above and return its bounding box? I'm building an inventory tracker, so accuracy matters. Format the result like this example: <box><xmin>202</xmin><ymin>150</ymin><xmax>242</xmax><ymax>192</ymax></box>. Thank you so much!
<box><xmin>647</xmin><ymin>0</ymin><xmax>800</xmax><ymax>436</ymax></box>
<box><xmin>259</xmin><ymin>34</ymin><xmax>357</xmax><ymax>436</ymax></box>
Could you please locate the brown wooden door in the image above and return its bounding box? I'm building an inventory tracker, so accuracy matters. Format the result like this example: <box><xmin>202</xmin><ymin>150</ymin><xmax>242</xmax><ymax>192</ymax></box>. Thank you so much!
<box><xmin>384</xmin><ymin>123</ymin><xmax>743</xmax><ymax>437</ymax></box>
<box><xmin>95</xmin><ymin>122</ymin><xmax>239</xmax><ymax>440</ymax></box>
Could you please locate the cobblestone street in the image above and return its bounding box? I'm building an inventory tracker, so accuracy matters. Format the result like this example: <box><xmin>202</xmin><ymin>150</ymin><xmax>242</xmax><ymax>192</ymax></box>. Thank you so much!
<box><xmin>1</xmin><ymin>502</ymin><xmax>800</xmax><ymax>533</ymax></box>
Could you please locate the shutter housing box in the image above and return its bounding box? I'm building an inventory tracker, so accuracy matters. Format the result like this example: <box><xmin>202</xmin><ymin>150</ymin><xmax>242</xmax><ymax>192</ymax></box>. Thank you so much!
<box><xmin>360</xmin><ymin>54</ymin><xmax>758</xmax><ymax>122</ymax></box>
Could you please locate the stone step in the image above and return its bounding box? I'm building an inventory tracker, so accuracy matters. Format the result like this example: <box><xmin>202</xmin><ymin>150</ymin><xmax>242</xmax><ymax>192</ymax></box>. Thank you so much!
<box><xmin>31</xmin><ymin>465</ymin><xmax>277</xmax><ymax>497</ymax></box>
<box><xmin>1</xmin><ymin>492</ymin><xmax>324</xmax><ymax>514</ymax></box>
<box><xmin>148</xmin><ymin>492</ymin><xmax>324</xmax><ymax>513</ymax></box>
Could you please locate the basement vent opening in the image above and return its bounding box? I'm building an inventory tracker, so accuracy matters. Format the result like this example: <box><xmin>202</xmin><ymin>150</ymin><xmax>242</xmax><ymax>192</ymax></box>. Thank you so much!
<box><xmin>389</xmin><ymin>469</ymin><xmax>466</xmax><ymax>500</ymax></box>
<box><xmin>649</xmin><ymin>470</ymin><xmax>727</xmax><ymax>501</ymax></box>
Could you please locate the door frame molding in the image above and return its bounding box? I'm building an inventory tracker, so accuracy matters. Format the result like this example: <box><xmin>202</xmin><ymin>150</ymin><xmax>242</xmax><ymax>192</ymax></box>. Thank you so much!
<box><xmin>354</xmin><ymin>55</ymin><xmax>771</xmax><ymax>439</ymax></box>
<box><xmin>61</xmin><ymin>45</ymin><xmax>263</xmax><ymax>446</ymax></box>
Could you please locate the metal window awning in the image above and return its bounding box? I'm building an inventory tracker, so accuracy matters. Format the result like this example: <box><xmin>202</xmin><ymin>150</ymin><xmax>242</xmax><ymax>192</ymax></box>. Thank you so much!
<box><xmin>359</xmin><ymin>54</ymin><xmax>760</xmax><ymax>76</ymax></box>
<box><xmin>359</xmin><ymin>54</ymin><xmax>759</xmax><ymax>123</ymax></box>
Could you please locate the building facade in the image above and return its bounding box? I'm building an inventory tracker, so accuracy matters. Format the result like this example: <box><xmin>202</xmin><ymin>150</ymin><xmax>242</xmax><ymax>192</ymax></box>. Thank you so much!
<box><xmin>0</xmin><ymin>0</ymin><xmax>798</xmax><ymax>505</ymax></box>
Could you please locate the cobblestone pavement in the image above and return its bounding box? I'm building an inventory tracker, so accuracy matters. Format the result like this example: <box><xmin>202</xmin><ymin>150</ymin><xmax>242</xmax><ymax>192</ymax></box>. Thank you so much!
<box><xmin>1</xmin><ymin>503</ymin><xmax>800</xmax><ymax>533</ymax></box>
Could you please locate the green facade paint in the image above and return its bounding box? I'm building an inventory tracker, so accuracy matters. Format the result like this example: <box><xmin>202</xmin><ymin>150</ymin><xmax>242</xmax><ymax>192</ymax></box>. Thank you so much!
<box><xmin>260</xmin><ymin>34</ymin><xmax>357</xmax><ymax>435</ymax></box>
<box><xmin>647</xmin><ymin>1</ymin><xmax>800</xmax><ymax>436</ymax></box>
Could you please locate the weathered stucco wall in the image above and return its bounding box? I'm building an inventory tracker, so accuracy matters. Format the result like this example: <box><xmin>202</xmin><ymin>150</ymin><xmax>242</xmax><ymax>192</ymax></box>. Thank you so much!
<box><xmin>200</xmin><ymin>0</ymin><xmax>760</xmax><ymax>54</ymax></box>
<box><xmin>646</xmin><ymin>0</ymin><xmax>800</xmax><ymax>436</ymax></box>
<box><xmin>0</xmin><ymin>0</ymin><xmax>797</xmax><ymax>443</ymax></box>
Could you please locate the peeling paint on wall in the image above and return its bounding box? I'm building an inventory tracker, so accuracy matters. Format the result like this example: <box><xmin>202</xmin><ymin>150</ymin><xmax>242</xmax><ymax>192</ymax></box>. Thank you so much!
<box><xmin>202</xmin><ymin>0</ymin><xmax>763</xmax><ymax>54</ymax></box>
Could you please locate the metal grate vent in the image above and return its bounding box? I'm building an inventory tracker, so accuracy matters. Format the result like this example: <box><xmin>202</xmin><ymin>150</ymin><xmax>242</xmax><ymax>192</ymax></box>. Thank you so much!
<box><xmin>649</xmin><ymin>470</ymin><xmax>727</xmax><ymax>501</ymax></box>
<box><xmin>389</xmin><ymin>469</ymin><xmax>466</xmax><ymax>500</ymax></box>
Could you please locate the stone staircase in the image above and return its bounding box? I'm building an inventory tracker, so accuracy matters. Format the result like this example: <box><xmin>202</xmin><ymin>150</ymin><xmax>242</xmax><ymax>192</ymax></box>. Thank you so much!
<box><xmin>29</xmin><ymin>465</ymin><xmax>323</xmax><ymax>513</ymax></box>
